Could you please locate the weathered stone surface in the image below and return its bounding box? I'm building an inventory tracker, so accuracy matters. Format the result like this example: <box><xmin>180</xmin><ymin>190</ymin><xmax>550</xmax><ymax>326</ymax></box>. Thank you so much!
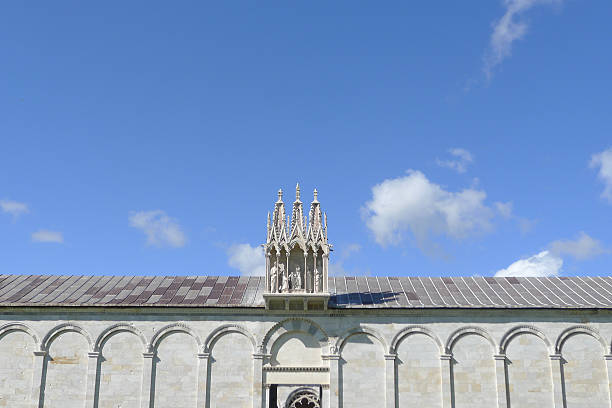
<box><xmin>97</xmin><ymin>331</ymin><xmax>143</xmax><ymax>408</ymax></box>
<box><xmin>506</xmin><ymin>333</ymin><xmax>553</xmax><ymax>407</ymax></box>
<box><xmin>1</xmin><ymin>308</ymin><xmax>612</xmax><ymax>408</ymax></box>
<box><xmin>340</xmin><ymin>332</ymin><xmax>385</xmax><ymax>407</ymax></box>
<box><xmin>397</xmin><ymin>333</ymin><xmax>442</xmax><ymax>408</ymax></box>
<box><xmin>154</xmin><ymin>332</ymin><xmax>198</xmax><ymax>408</ymax></box>
<box><xmin>0</xmin><ymin>330</ymin><xmax>35</xmax><ymax>408</ymax></box>
<box><xmin>209</xmin><ymin>331</ymin><xmax>253</xmax><ymax>408</ymax></box>
<box><xmin>43</xmin><ymin>331</ymin><xmax>88</xmax><ymax>408</ymax></box>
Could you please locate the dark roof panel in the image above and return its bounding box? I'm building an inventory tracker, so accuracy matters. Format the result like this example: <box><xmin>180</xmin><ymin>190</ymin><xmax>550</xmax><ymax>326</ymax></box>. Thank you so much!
<box><xmin>1</xmin><ymin>275</ymin><xmax>612</xmax><ymax>309</ymax></box>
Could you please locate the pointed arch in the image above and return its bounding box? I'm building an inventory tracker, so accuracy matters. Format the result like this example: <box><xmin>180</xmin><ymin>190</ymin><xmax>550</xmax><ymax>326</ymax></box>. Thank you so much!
<box><xmin>390</xmin><ymin>325</ymin><xmax>444</xmax><ymax>354</ymax></box>
<box><xmin>555</xmin><ymin>325</ymin><xmax>607</xmax><ymax>354</ymax></box>
<box><xmin>94</xmin><ymin>323</ymin><xmax>148</xmax><ymax>352</ymax></box>
<box><xmin>150</xmin><ymin>323</ymin><xmax>202</xmax><ymax>350</ymax></box>
<box><xmin>204</xmin><ymin>324</ymin><xmax>257</xmax><ymax>354</ymax></box>
<box><xmin>445</xmin><ymin>326</ymin><xmax>497</xmax><ymax>354</ymax></box>
<box><xmin>335</xmin><ymin>326</ymin><xmax>387</xmax><ymax>355</ymax></box>
<box><xmin>499</xmin><ymin>325</ymin><xmax>552</xmax><ymax>354</ymax></box>
<box><xmin>0</xmin><ymin>322</ymin><xmax>39</xmax><ymax>346</ymax></box>
<box><xmin>41</xmin><ymin>322</ymin><xmax>93</xmax><ymax>351</ymax></box>
<box><xmin>263</xmin><ymin>318</ymin><xmax>328</xmax><ymax>354</ymax></box>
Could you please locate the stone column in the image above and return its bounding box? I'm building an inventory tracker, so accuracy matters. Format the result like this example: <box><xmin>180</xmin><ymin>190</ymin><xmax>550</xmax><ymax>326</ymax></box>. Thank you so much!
<box><xmin>31</xmin><ymin>350</ymin><xmax>46</xmax><ymax>408</ymax></box>
<box><xmin>385</xmin><ymin>354</ymin><xmax>397</xmax><ymax>408</ymax></box>
<box><xmin>494</xmin><ymin>354</ymin><xmax>509</xmax><ymax>408</ymax></box>
<box><xmin>322</xmin><ymin>384</ymin><xmax>331</xmax><ymax>408</ymax></box>
<box><xmin>322</xmin><ymin>254</ymin><xmax>329</xmax><ymax>292</ymax></box>
<box><xmin>440</xmin><ymin>354</ymin><xmax>453</xmax><ymax>408</ymax></box>
<box><xmin>141</xmin><ymin>351</ymin><xmax>155</xmax><ymax>408</ymax></box>
<box><xmin>197</xmin><ymin>353</ymin><xmax>210</xmax><ymax>408</ymax></box>
<box><xmin>265</xmin><ymin>255</ymin><xmax>270</xmax><ymax>292</ymax></box>
<box><xmin>328</xmin><ymin>354</ymin><xmax>340</xmax><ymax>408</ymax></box>
<box><xmin>85</xmin><ymin>351</ymin><xmax>100</xmax><ymax>408</ymax></box>
<box><xmin>549</xmin><ymin>354</ymin><xmax>565</xmax><ymax>408</ymax></box>
<box><xmin>253</xmin><ymin>352</ymin><xmax>265</xmax><ymax>408</ymax></box>
<box><xmin>605</xmin><ymin>355</ymin><xmax>612</xmax><ymax>407</ymax></box>
<box><xmin>304</xmin><ymin>254</ymin><xmax>308</xmax><ymax>292</ymax></box>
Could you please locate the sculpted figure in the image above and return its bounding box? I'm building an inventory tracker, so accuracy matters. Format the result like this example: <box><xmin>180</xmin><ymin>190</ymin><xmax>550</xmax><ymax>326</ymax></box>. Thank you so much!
<box><xmin>314</xmin><ymin>267</ymin><xmax>322</xmax><ymax>292</ymax></box>
<box><xmin>290</xmin><ymin>265</ymin><xmax>302</xmax><ymax>290</ymax></box>
<box><xmin>269</xmin><ymin>264</ymin><xmax>278</xmax><ymax>293</ymax></box>
<box><xmin>279</xmin><ymin>264</ymin><xmax>288</xmax><ymax>293</ymax></box>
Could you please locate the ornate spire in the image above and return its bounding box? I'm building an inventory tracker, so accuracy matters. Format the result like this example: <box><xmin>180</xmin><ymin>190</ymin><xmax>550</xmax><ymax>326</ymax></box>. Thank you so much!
<box><xmin>290</xmin><ymin>184</ymin><xmax>306</xmax><ymax>243</ymax></box>
<box><xmin>264</xmin><ymin>185</ymin><xmax>331</xmax><ymax>299</ymax></box>
<box><xmin>269</xmin><ymin>188</ymin><xmax>288</xmax><ymax>245</ymax></box>
<box><xmin>307</xmin><ymin>188</ymin><xmax>327</xmax><ymax>247</ymax></box>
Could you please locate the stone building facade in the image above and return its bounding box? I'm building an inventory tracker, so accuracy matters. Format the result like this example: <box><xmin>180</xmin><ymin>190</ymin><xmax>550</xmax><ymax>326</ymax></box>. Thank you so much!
<box><xmin>2</xmin><ymin>187</ymin><xmax>612</xmax><ymax>408</ymax></box>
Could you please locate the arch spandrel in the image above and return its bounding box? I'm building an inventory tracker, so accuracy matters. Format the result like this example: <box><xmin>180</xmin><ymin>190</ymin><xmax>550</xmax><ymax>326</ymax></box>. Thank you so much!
<box><xmin>555</xmin><ymin>325</ymin><xmax>607</xmax><ymax>354</ymax></box>
<box><xmin>150</xmin><ymin>322</ymin><xmax>202</xmax><ymax>351</ymax></box>
<box><xmin>335</xmin><ymin>326</ymin><xmax>388</xmax><ymax>355</ymax></box>
<box><xmin>41</xmin><ymin>322</ymin><xmax>93</xmax><ymax>352</ymax></box>
<box><xmin>204</xmin><ymin>324</ymin><xmax>257</xmax><ymax>354</ymax></box>
<box><xmin>263</xmin><ymin>318</ymin><xmax>328</xmax><ymax>354</ymax></box>
<box><xmin>0</xmin><ymin>322</ymin><xmax>39</xmax><ymax>346</ymax></box>
<box><xmin>94</xmin><ymin>323</ymin><xmax>148</xmax><ymax>352</ymax></box>
<box><xmin>445</xmin><ymin>326</ymin><xmax>497</xmax><ymax>354</ymax></box>
<box><xmin>499</xmin><ymin>325</ymin><xmax>552</xmax><ymax>354</ymax></box>
<box><xmin>390</xmin><ymin>325</ymin><xmax>443</xmax><ymax>354</ymax></box>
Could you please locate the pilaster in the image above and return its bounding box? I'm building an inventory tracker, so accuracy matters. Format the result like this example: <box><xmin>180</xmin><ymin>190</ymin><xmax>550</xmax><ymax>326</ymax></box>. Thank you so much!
<box><xmin>549</xmin><ymin>354</ymin><xmax>565</xmax><ymax>408</ymax></box>
<box><xmin>85</xmin><ymin>351</ymin><xmax>100</xmax><ymax>408</ymax></box>
<box><xmin>141</xmin><ymin>351</ymin><xmax>155</xmax><ymax>408</ymax></box>
<box><xmin>322</xmin><ymin>384</ymin><xmax>330</xmax><ymax>408</ymax></box>
<box><xmin>327</xmin><ymin>354</ymin><xmax>340</xmax><ymax>408</ymax></box>
<box><xmin>385</xmin><ymin>354</ymin><xmax>397</xmax><ymax>408</ymax></box>
<box><xmin>440</xmin><ymin>354</ymin><xmax>453</xmax><ymax>408</ymax></box>
<box><xmin>605</xmin><ymin>355</ymin><xmax>612</xmax><ymax>406</ymax></box>
<box><xmin>197</xmin><ymin>353</ymin><xmax>210</xmax><ymax>408</ymax></box>
<box><xmin>253</xmin><ymin>353</ymin><xmax>265</xmax><ymax>408</ymax></box>
<box><xmin>31</xmin><ymin>350</ymin><xmax>46</xmax><ymax>408</ymax></box>
<box><xmin>494</xmin><ymin>354</ymin><xmax>509</xmax><ymax>408</ymax></box>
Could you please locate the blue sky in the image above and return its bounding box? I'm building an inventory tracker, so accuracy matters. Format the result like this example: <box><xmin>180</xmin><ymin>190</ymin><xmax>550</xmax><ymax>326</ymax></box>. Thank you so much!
<box><xmin>1</xmin><ymin>1</ymin><xmax>612</xmax><ymax>278</ymax></box>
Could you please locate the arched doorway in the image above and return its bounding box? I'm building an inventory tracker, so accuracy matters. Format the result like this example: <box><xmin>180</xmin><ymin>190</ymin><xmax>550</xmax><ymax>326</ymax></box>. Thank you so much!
<box><xmin>286</xmin><ymin>388</ymin><xmax>321</xmax><ymax>408</ymax></box>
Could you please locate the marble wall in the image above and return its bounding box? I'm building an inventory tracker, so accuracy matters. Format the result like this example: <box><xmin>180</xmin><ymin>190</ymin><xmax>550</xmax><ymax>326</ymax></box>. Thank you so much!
<box><xmin>0</xmin><ymin>308</ymin><xmax>612</xmax><ymax>408</ymax></box>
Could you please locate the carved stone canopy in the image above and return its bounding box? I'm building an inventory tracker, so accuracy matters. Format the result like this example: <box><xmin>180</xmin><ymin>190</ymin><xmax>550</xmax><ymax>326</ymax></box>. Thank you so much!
<box><xmin>264</xmin><ymin>184</ymin><xmax>331</xmax><ymax>311</ymax></box>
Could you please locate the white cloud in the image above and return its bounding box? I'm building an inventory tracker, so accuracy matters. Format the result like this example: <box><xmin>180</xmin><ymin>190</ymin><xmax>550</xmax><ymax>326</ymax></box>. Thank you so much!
<box><xmin>31</xmin><ymin>230</ymin><xmax>64</xmax><ymax>244</ymax></box>
<box><xmin>0</xmin><ymin>200</ymin><xmax>29</xmax><ymax>218</ymax></box>
<box><xmin>227</xmin><ymin>243</ymin><xmax>265</xmax><ymax>276</ymax></box>
<box><xmin>436</xmin><ymin>148</ymin><xmax>473</xmax><ymax>173</ymax></box>
<box><xmin>549</xmin><ymin>231</ymin><xmax>607</xmax><ymax>260</ymax></box>
<box><xmin>129</xmin><ymin>210</ymin><xmax>187</xmax><ymax>248</ymax></box>
<box><xmin>495</xmin><ymin>250</ymin><xmax>562</xmax><ymax>277</ymax></box>
<box><xmin>590</xmin><ymin>148</ymin><xmax>612</xmax><ymax>202</ymax></box>
<box><xmin>484</xmin><ymin>0</ymin><xmax>561</xmax><ymax>78</ymax></box>
<box><xmin>495</xmin><ymin>201</ymin><xmax>513</xmax><ymax>218</ymax></box>
<box><xmin>495</xmin><ymin>232</ymin><xmax>606</xmax><ymax>277</ymax></box>
<box><xmin>363</xmin><ymin>170</ymin><xmax>494</xmax><ymax>251</ymax></box>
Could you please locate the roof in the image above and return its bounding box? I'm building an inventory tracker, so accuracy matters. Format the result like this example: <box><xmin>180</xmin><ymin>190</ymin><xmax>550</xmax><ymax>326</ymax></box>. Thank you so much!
<box><xmin>1</xmin><ymin>274</ymin><xmax>612</xmax><ymax>309</ymax></box>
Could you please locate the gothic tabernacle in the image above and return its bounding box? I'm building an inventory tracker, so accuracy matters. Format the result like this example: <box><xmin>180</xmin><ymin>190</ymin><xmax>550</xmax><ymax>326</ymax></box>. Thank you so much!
<box><xmin>1</xmin><ymin>185</ymin><xmax>612</xmax><ymax>408</ymax></box>
<box><xmin>264</xmin><ymin>185</ymin><xmax>331</xmax><ymax>311</ymax></box>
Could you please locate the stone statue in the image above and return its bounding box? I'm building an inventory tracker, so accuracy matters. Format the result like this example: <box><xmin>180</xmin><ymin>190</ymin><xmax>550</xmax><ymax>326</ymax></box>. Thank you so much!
<box><xmin>291</xmin><ymin>265</ymin><xmax>302</xmax><ymax>290</ymax></box>
<box><xmin>269</xmin><ymin>264</ymin><xmax>278</xmax><ymax>293</ymax></box>
<box><xmin>279</xmin><ymin>264</ymin><xmax>288</xmax><ymax>293</ymax></box>
<box><xmin>314</xmin><ymin>267</ymin><xmax>322</xmax><ymax>292</ymax></box>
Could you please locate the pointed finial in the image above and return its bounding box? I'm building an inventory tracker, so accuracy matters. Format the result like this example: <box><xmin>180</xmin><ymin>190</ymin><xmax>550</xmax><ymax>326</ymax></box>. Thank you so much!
<box><xmin>267</xmin><ymin>212</ymin><xmax>271</xmax><ymax>230</ymax></box>
<box><xmin>277</xmin><ymin>188</ymin><xmax>283</xmax><ymax>202</ymax></box>
<box><xmin>295</xmin><ymin>183</ymin><xmax>301</xmax><ymax>201</ymax></box>
<box><xmin>313</xmin><ymin>188</ymin><xmax>319</xmax><ymax>202</ymax></box>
